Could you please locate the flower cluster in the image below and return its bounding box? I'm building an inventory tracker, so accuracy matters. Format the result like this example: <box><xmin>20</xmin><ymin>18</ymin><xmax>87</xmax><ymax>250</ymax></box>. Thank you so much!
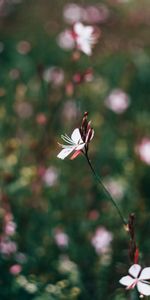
<box><xmin>57</xmin><ymin>22</ymin><xmax>99</xmax><ymax>56</ymax></box>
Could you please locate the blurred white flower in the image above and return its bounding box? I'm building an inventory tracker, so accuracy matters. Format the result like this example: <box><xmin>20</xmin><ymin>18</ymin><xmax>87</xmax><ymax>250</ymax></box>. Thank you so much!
<box><xmin>43</xmin><ymin>67</ymin><xmax>64</xmax><ymax>86</ymax></box>
<box><xmin>57</xmin><ymin>30</ymin><xmax>75</xmax><ymax>50</ymax></box>
<box><xmin>104</xmin><ymin>177</ymin><xmax>126</xmax><ymax>200</ymax></box>
<box><xmin>24</xmin><ymin>283</ymin><xmax>38</xmax><ymax>294</ymax></box>
<box><xmin>119</xmin><ymin>264</ymin><xmax>150</xmax><ymax>297</ymax></box>
<box><xmin>54</xmin><ymin>228</ymin><xmax>69</xmax><ymax>248</ymax></box>
<box><xmin>91</xmin><ymin>227</ymin><xmax>113</xmax><ymax>254</ymax></box>
<box><xmin>105</xmin><ymin>89</ymin><xmax>130</xmax><ymax>114</ymax></box>
<box><xmin>62</xmin><ymin>100</ymin><xmax>78</xmax><ymax>122</ymax></box>
<box><xmin>43</xmin><ymin>167</ymin><xmax>59</xmax><ymax>187</ymax></box>
<box><xmin>73</xmin><ymin>22</ymin><xmax>99</xmax><ymax>56</ymax></box>
<box><xmin>57</xmin><ymin>128</ymin><xmax>85</xmax><ymax>160</ymax></box>
<box><xmin>63</xmin><ymin>3</ymin><xmax>83</xmax><ymax>24</ymax></box>
<box><xmin>135</xmin><ymin>138</ymin><xmax>150</xmax><ymax>165</ymax></box>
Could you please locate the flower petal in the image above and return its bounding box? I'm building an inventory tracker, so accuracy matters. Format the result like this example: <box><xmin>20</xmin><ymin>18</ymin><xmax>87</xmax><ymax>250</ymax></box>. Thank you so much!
<box><xmin>75</xmin><ymin>143</ymin><xmax>85</xmax><ymax>150</ymax></box>
<box><xmin>129</xmin><ymin>264</ymin><xmax>141</xmax><ymax>278</ymax></box>
<box><xmin>74</xmin><ymin>22</ymin><xmax>84</xmax><ymax>35</ymax></box>
<box><xmin>78</xmin><ymin>41</ymin><xmax>92</xmax><ymax>56</ymax></box>
<box><xmin>119</xmin><ymin>275</ymin><xmax>135</xmax><ymax>287</ymax></box>
<box><xmin>139</xmin><ymin>268</ymin><xmax>150</xmax><ymax>280</ymax></box>
<box><xmin>137</xmin><ymin>281</ymin><xmax>150</xmax><ymax>296</ymax></box>
<box><xmin>57</xmin><ymin>147</ymin><xmax>74</xmax><ymax>159</ymax></box>
<box><xmin>70</xmin><ymin>150</ymin><xmax>81</xmax><ymax>160</ymax></box>
<box><xmin>71</xmin><ymin>128</ymin><xmax>82</xmax><ymax>144</ymax></box>
<box><xmin>83</xmin><ymin>26</ymin><xmax>94</xmax><ymax>38</ymax></box>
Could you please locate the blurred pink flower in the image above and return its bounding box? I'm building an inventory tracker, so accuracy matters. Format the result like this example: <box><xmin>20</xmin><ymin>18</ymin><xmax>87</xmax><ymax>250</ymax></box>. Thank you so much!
<box><xmin>57</xmin><ymin>30</ymin><xmax>75</xmax><ymax>50</ymax></box>
<box><xmin>105</xmin><ymin>89</ymin><xmax>130</xmax><ymax>114</ymax></box>
<box><xmin>73</xmin><ymin>68</ymin><xmax>93</xmax><ymax>84</ymax></box>
<box><xmin>62</xmin><ymin>100</ymin><xmax>78</xmax><ymax>122</ymax></box>
<box><xmin>43</xmin><ymin>167</ymin><xmax>59</xmax><ymax>187</ymax></box>
<box><xmin>9</xmin><ymin>68</ymin><xmax>20</xmax><ymax>80</ymax></box>
<box><xmin>135</xmin><ymin>138</ymin><xmax>150</xmax><ymax>165</ymax></box>
<box><xmin>43</xmin><ymin>67</ymin><xmax>64</xmax><ymax>86</ymax></box>
<box><xmin>36</xmin><ymin>113</ymin><xmax>47</xmax><ymax>125</ymax></box>
<box><xmin>54</xmin><ymin>228</ymin><xmax>69</xmax><ymax>248</ymax></box>
<box><xmin>5</xmin><ymin>221</ymin><xmax>16</xmax><ymax>236</ymax></box>
<box><xmin>14</xmin><ymin>101</ymin><xmax>33</xmax><ymax>119</ymax></box>
<box><xmin>88</xmin><ymin>210</ymin><xmax>99</xmax><ymax>221</ymax></box>
<box><xmin>91</xmin><ymin>227</ymin><xmax>113</xmax><ymax>254</ymax></box>
<box><xmin>16</xmin><ymin>40</ymin><xmax>31</xmax><ymax>55</ymax></box>
<box><xmin>9</xmin><ymin>264</ymin><xmax>22</xmax><ymax>275</ymax></box>
<box><xmin>83</xmin><ymin>5</ymin><xmax>109</xmax><ymax>24</ymax></box>
<box><xmin>63</xmin><ymin>3</ymin><xmax>83</xmax><ymax>24</ymax></box>
<box><xmin>0</xmin><ymin>238</ymin><xmax>17</xmax><ymax>255</ymax></box>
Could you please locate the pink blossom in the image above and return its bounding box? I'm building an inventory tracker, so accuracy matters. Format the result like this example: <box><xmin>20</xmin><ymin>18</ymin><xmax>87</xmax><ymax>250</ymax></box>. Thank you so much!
<box><xmin>9</xmin><ymin>68</ymin><xmax>20</xmax><ymax>80</ymax></box>
<box><xmin>4</xmin><ymin>221</ymin><xmax>16</xmax><ymax>236</ymax></box>
<box><xmin>9</xmin><ymin>264</ymin><xmax>22</xmax><ymax>275</ymax></box>
<box><xmin>36</xmin><ymin>113</ymin><xmax>47</xmax><ymax>125</ymax></box>
<box><xmin>57</xmin><ymin>30</ymin><xmax>75</xmax><ymax>50</ymax></box>
<box><xmin>63</xmin><ymin>3</ymin><xmax>83</xmax><ymax>24</ymax></box>
<box><xmin>105</xmin><ymin>89</ymin><xmax>130</xmax><ymax>114</ymax></box>
<box><xmin>54</xmin><ymin>228</ymin><xmax>69</xmax><ymax>248</ymax></box>
<box><xmin>14</xmin><ymin>101</ymin><xmax>33</xmax><ymax>119</ymax></box>
<box><xmin>83</xmin><ymin>5</ymin><xmax>109</xmax><ymax>24</ymax></box>
<box><xmin>135</xmin><ymin>138</ymin><xmax>150</xmax><ymax>165</ymax></box>
<box><xmin>88</xmin><ymin>210</ymin><xmax>99</xmax><ymax>221</ymax></box>
<box><xmin>0</xmin><ymin>239</ymin><xmax>17</xmax><ymax>255</ymax></box>
<box><xmin>43</xmin><ymin>67</ymin><xmax>64</xmax><ymax>86</ymax></box>
<box><xmin>42</xmin><ymin>167</ymin><xmax>59</xmax><ymax>187</ymax></box>
<box><xmin>62</xmin><ymin>100</ymin><xmax>78</xmax><ymax>122</ymax></box>
<box><xmin>16</xmin><ymin>40</ymin><xmax>31</xmax><ymax>55</ymax></box>
<box><xmin>91</xmin><ymin>227</ymin><xmax>113</xmax><ymax>254</ymax></box>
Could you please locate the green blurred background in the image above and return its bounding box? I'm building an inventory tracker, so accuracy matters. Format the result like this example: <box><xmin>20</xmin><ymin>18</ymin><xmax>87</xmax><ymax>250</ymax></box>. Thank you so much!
<box><xmin>0</xmin><ymin>0</ymin><xmax>150</xmax><ymax>299</ymax></box>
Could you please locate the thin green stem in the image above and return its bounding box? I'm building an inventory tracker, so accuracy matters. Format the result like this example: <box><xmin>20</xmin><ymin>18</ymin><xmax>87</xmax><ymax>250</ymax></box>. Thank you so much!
<box><xmin>85</xmin><ymin>153</ymin><xmax>127</xmax><ymax>226</ymax></box>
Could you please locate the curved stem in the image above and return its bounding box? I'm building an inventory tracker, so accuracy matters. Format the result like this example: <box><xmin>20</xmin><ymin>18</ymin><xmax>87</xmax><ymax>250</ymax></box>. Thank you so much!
<box><xmin>85</xmin><ymin>153</ymin><xmax>127</xmax><ymax>226</ymax></box>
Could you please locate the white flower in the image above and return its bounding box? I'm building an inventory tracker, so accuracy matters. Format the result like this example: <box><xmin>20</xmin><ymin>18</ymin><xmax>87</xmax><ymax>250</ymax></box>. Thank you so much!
<box><xmin>135</xmin><ymin>138</ymin><xmax>150</xmax><ymax>165</ymax></box>
<box><xmin>105</xmin><ymin>89</ymin><xmax>130</xmax><ymax>114</ymax></box>
<box><xmin>57</xmin><ymin>128</ymin><xmax>85</xmax><ymax>160</ymax></box>
<box><xmin>73</xmin><ymin>22</ymin><xmax>98</xmax><ymax>56</ymax></box>
<box><xmin>119</xmin><ymin>264</ymin><xmax>150</xmax><ymax>297</ymax></box>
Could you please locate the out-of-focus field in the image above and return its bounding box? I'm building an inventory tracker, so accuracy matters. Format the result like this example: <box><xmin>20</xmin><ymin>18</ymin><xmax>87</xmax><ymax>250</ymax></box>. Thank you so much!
<box><xmin>0</xmin><ymin>0</ymin><xmax>150</xmax><ymax>299</ymax></box>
